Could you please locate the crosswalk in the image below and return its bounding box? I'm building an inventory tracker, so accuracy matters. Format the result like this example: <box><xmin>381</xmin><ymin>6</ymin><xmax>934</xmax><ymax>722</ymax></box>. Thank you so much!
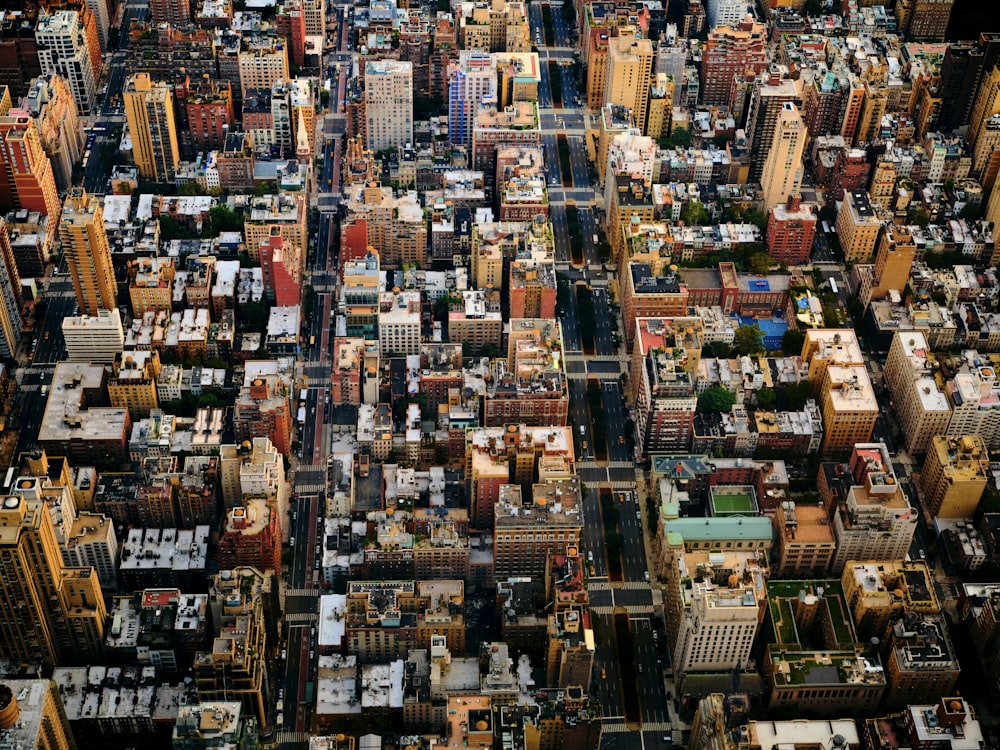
<box><xmin>275</xmin><ymin>730</ymin><xmax>308</xmax><ymax>744</ymax></box>
<box><xmin>591</xmin><ymin>605</ymin><xmax>654</xmax><ymax>615</ymax></box>
<box><xmin>601</xmin><ymin>721</ymin><xmax>672</xmax><ymax>733</ymax></box>
<box><xmin>284</xmin><ymin>588</ymin><xmax>319</xmax><ymax>597</ymax></box>
<box><xmin>587</xmin><ymin>581</ymin><xmax>649</xmax><ymax>592</ymax></box>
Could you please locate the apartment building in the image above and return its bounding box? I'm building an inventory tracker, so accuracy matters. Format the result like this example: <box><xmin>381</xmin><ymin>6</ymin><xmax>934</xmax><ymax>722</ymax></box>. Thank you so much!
<box><xmin>920</xmin><ymin>435</ymin><xmax>989</xmax><ymax>518</ymax></box>
<box><xmin>817</xmin><ymin>443</ymin><xmax>918</xmax><ymax>573</ymax></box>
<box><xmin>885</xmin><ymin>331</ymin><xmax>952</xmax><ymax>454</ymax></box>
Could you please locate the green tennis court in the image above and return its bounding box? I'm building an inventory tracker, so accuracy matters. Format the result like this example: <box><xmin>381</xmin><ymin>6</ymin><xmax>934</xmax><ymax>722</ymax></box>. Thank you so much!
<box><xmin>711</xmin><ymin>492</ymin><xmax>756</xmax><ymax>515</ymax></box>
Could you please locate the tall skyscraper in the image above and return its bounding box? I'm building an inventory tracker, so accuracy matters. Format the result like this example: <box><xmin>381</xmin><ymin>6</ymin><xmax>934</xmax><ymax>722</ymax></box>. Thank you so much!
<box><xmin>896</xmin><ymin>0</ymin><xmax>954</xmax><ymax>42</ymax></box>
<box><xmin>602</xmin><ymin>28</ymin><xmax>654</xmax><ymax>134</ymax></box>
<box><xmin>60</xmin><ymin>189</ymin><xmax>116</xmax><ymax>317</ymax></box>
<box><xmin>937</xmin><ymin>41</ymin><xmax>985</xmax><ymax>132</ymax></box>
<box><xmin>35</xmin><ymin>10</ymin><xmax>100</xmax><ymax>116</ymax></box>
<box><xmin>700</xmin><ymin>18</ymin><xmax>768</xmax><ymax>107</ymax></box>
<box><xmin>364</xmin><ymin>60</ymin><xmax>413</xmax><ymax>153</ymax></box>
<box><xmin>970</xmin><ymin>65</ymin><xmax>1000</xmax><ymax>150</ymax></box>
<box><xmin>0</xmin><ymin>678</ymin><xmax>77</xmax><ymax>750</ymax></box>
<box><xmin>0</xmin><ymin>219</ymin><xmax>23</xmax><ymax>358</ymax></box>
<box><xmin>760</xmin><ymin>102</ymin><xmax>806</xmax><ymax>211</ymax></box>
<box><xmin>448</xmin><ymin>51</ymin><xmax>496</xmax><ymax>145</ymax></box>
<box><xmin>124</xmin><ymin>73</ymin><xmax>180</xmax><ymax>182</ymax></box>
<box><xmin>21</xmin><ymin>73</ymin><xmax>84</xmax><ymax>193</ymax></box>
<box><xmin>745</xmin><ymin>70</ymin><xmax>802</xmax><ymax>182</ymax></box>
<box><xmin>0</xmin><ymin>495</ymin><xmax>107</xmax><ymax>668</ymax></box>
<box><xmin>0</xmin><ymin>112</ymin><xmax>61</xmax><ymax>218</ymax></box>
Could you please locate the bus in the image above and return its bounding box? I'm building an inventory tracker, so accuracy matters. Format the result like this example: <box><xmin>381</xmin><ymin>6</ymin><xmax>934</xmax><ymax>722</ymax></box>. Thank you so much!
<box><xmin>309</xmin><ymin>335</ymin><xmax>316</xmax><ymax>346</ymax></box>
<box><xmin>829</xmin><ymin>278</ymin><xmax>838</xmax><ymax>295</ymax></box>
<box><xmin>299</xmin><ymin>388</ymin><xmax>308</xmax><ymax>403</ymax></box>
<box><xmin>297</xmin><ymin>406</ymin><xmax>306</xmax><ymax>425</ymax></box>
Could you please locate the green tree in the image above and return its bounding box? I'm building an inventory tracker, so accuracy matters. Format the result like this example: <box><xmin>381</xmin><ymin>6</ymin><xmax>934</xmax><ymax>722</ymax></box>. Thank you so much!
<box><xmin>822</xmin><ymin>305</ymin><xmax>844</xmax><ymax>326</ymax></box>
<box><xmin>781</xmin><ymin>327</ymin><xmax>805</xmax><ymax>355</ymax></box>
<box><xmin>732</xmin><ymin>324</ymin><xmax>765</xmax><ymax>356</ymax></box>
<box><xmin>818</xmin><ymin>203</ymin><xmax>837</xmax><ymax>223</ymax></box>
<box><xmin>206</xmin><ymin>204</ymin><xmax>244</xmax><ymax>236</ymax></box>
<box><xmin>756</xmin><ymin>387</ymin><xmax>777</xmax><ymax>410</ymax></box>
<box><xmin>784</xmin><ymin>381</ymin><xmax>814</xmax><ymax>410</ymax></box>
<box><xmin>698</xmin><ymin>385</ymin><xmax>737</xmax><ymax>414</ymax></box>
<box><xmin>703</xmin><ymin>341</ymin><xmax>732</xmax><ymax>358</ymax></box>
<box><xmin>177</xmin><ymin>182</ymin><xmax>200</xmax><ymax>196</ymax></box>
<box><xmin>909</xmin><ymin>208</ymin><xmax>931</xmax><ymax>227</ymax></box>
<box><xmin>748</xmin><ymin>252</ymin><xmax>773</xmax><ymax>275</ymax></box>
<box><xmin>240</xmin><ymin>301</ymin><xmax>270</xmax><ymax>333</ymax></box>
<box><xmin>159</xmin><ymin>215</ymin><xmax>196</xmax><ymax>242</ymax></box>
<box><xmin>803</xmin><ymin>0</ymin><xmax>823</xmax><ymax>14</ymax></box>
<box><xmin>682</xmin><ymin>200</ymin><xmax>710</xmax><ymax>226</ymax></box>
<box><xmin>254</xmin><ymin>180</ymin><xmax>276</xmax><ymax>197</ymax></box>
<box><xmin>959</xmin><ymin>202</ymin><xmax>981</xmax><ymax>221</ymax></box>
<box><xmin>743</xmin><ymin>210</ymin><xmax>769</xmax><ymax>232</ymax></box>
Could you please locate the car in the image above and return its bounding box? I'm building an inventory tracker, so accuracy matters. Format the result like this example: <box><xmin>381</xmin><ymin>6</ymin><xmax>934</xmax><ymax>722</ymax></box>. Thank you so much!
<box><xmin>44</xmin><ymin>331</ymin><xmax>50</xmax><ymax>340</ymax></box>
<box><xmin>636</xmin><ymin>511</ymin><xmax>641</xmax><ymax>520</ymax></box>
<box><xmin>644</xmin><ymin>571</ymin><xmax>650</xmax><ymax>582</ymax></box>
<box><xmin>600</xmin><ymin>668</ymin><xmax>606</xmax><ymax>679</ymax></box>
<box><xmin>290</xmin><ymin>536</ymin><xmax>295</xmax><ymax>546</ymax></box>
<box><xmin>919</xmin><ymin>549</ymin><xmax>926</xmax><ymax>559</ymax></box>
<box><xmin>281</xmin><ymin>649</ymin><xmax>287</xmax><ymax>660</ymax></box>
<box><xmin>638</xmin><ymin>665</ymin><xmax>643</xmax><ymax>673</ymax></box>
<box><xmin>618</xmin><ymin>435</ymin><xmax>624</xmax><ymax>444</ymax></box>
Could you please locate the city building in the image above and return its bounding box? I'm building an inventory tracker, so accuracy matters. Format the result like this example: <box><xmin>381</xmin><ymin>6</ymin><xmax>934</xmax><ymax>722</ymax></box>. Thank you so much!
<box><xmin>39</xmin><ymin>361</ymin><xmax>131</xmax><ymax>463</ymax></box>
<box><xmin>364</xmin><ymin>60</ymin><xmax>413</xmax><ymax>153</ymax></box>
<box><xmin>35</xmin><ymin>10</ymin><xmax>100</xmax><ymax>116</ymax></box>
<box><xmin>760</xmin><ymin>103</ymin><xmax>806</xmax><ymax>211</ymax></box>
<box><xmin>818</xmin><ymin>443</ymin><xmax>918</xmax><ymax>573</ymax></box>
<box><xmin>62</xmin><ymin>308</ymin><xmax>124</xmax><ymax>363</ymax></box>
<box><xmin>0</xmin><ymin>219</ymin><xmax>22</xmax><ymax>358</ymax></box>
<box><xmin>124</xmin><ymin>73</ymin><xmax>180</xmax><ymax>183</ymax></box>
<box><xmin>485</xmin><ymin>318</ymin><xmax>567</xmax><ymax>426</ymax></box>
<box><xmin>884</xmin><ymin>332</ymin><xmax>952</xmax><ymax>454</ymax></box>
<box><xmin>60</xmin><ymin>189</ymin><xmax>116</xmax><ymax>317</ymax></box>
<box><xmin>0</xmin><ymin>112</ymin><xmax>61</xmax><ymax>218</ymax></box>
<box><xmin>700</xmin><ymin>18</ymin><xmax>768</xmax><ymax>108</ymax></box>
<box><xmin>765</xmin><ymin>578</ymin><xmax>886</xmax><ymax>714</ymax></box>
<box><xmin>150</xmin><ymin>0</ymin><xmax>190</xmax><ymax>26</ymax></box>
<box><xmin>863</xmin><ymin>697</ymin><xmax>984</xmax><ymax>750</ymax></box>
<box><xmin>836</xmin><ymin>190</ymin><xmax>883</xmax><ymax>262</ymax></box>
<box><xmin>767</xmin><ymin>195</ymin><xmax>816</xmax><ymax>266</ymax></box>
<box><xmin>448</xmin><ymin>51</ymin><xmax>495</xmax><ymax>146</ymax></box>
<box><xmin>746</xmin><ymin>72</ymin><xmax>803</xmax><ymax>184</ymax></box>
<box><xmin>819</xmin><ymin>365</ymin><xmax>879</xmax><ymax>455</ymax></box>
<box><xmin>602</xmin><ymin>29</ymin><xmax>654</xmax><ymax>134</ymax></box>
<box><xmin>773</xmin><ymin>500</ymin><xmax>836</xmax><ymax>577</ymax></box>
<box><xmin>378</xmin><ymin>289</ymin><xmax>422</xmax><ymax>356</ymax></box>
<box><xmin>195</xmin><ymin>568</ymin><xmax>270</xmax><ymax>728</ymax></box>
<box><xmin>897</xmin><ymin>0</ymin><xmax>954</xmax><ymax>41</ymax></box>
<box><xmin>0</xmin><ymin>495</ymin><xmax>107</xmax><ymax>667</ymax></box>
<box><xmin>237</xmin><ymin>37</ymin><xmax>290</xmax><ymax>96</ymax></box>
<box><xmin>233</xmin><ymin>361</ymin><xmax>293</xmax><ymax>457</ymax></box>
<box><xmin>217</xmin><ymin>499</ymin><xmax>282</xmax><ymax>574</ymax></box>
<box><xmin>0</xmin><ymin>678</ymin><xmax>77</xmax><ymax>750</ymax></box>
<box><xmin>920</xmin><ymin>435</ymin><xmax>989</xmax><ymax>518</ymax></box>
<box><xmin>661</xmin><ymin>539</ymin><xmax>766</xmax><ymax>680</ymax></box>
<box><xmin>108</xmin><ymin>350</ymin><xmax>161</xmax><ymax>418</ymax></box>
<box><xmin>494</xmin><ymin>478</ymin><xmax>583</xmax><ymax>582</ymax></box>
<box><xmin>173</xmin><ymin>701</ymin><xmax>258</xmax><ymax>749</ymax></box>
<box><xmin>632</xmin><ymin>317</ymin><xmax>700</xmax><ymax>453</ymax></box>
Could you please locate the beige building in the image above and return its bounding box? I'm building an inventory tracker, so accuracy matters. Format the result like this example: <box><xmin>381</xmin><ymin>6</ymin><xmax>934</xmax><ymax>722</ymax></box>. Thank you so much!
<box><xmin>364</xmin><ymin>60</ymin><xmax>413</xmax><ymax>153</ymax></box>
<box><xmin>774</xmin><ymin>500</ymin><xmax>836</xmax><ymax>577</ymax></box>
<box><xmin>820</xmin><ymin>443</ymin><xmax>917</xmax><ymax>574</ymax></box>
<box><xmin>0</xmin><ymin>678</ymin><xmax>77</xmax><ymax>750</ymax></box>
<box><xmin>819</xmin><ymin>365</ymin><xmax>878</xmax><ymax>454</ymax></box>
<box><xmin>660</xmin><ymin>541</ymin><xmax>766</xmax><ymax>677</ymax></box>
<box><xmin>884</xmin><ymin>331</ymin><xmax>952</xmax><ymax>454</ymax></box>
<box><xmin>760</xmin><ymin>102</ymin><xmax>806</xmax><ymax>211</ymax></box>
<box><xmin>237</xmin><ymin>38</ymin><xmax>290</xmax><ymax>95</ymax></box>
<box><xmin>108</xmin><ymin>350</ymin><xmax>161</xmax><ymax>418</ymax></box>
<box><xmin>448</xmin><ymin>290</ymin><xmax>502</xmax><ymax>355</ymax></box>
<box><xmin>801</xmin><ymin>329</ymin><xmax>864</xmax><ymax>391</ymax></box>
<box><xmin>602</xmin><ymin>28</ymin><xmax>654</xmax><ymax>134</ymax></box>
<box><xmin>60</xmin><ymin>189</ymin><xmax>116</xmax><ymax>317</ymax></box>
<box><xmin>123</xmin><ymin>73</ymin><xmax>180</xmax><ymax>182</ymax></box>
<box><xmin>494</xmin><ymin>479</ymin><xmax>582</xmax><ymax>581</ymax></box>
<box><xmin>836</xmin><ymin>189</ymin><xmax>883</xmax><ymax>261</ymax></box>
<box><xmin>921</xmin><ymin>435</ymin><xmax>989</xmax><ymax>518</ymax></box>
